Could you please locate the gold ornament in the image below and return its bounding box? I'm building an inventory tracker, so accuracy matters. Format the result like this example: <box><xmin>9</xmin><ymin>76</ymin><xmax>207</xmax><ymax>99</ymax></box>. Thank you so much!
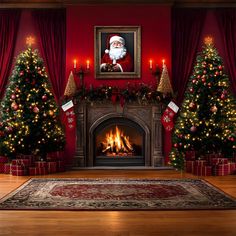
<box><xmin>48</xmin><ymin>110</ymin><xmax>54</xmax><ymax>116</ymax></box>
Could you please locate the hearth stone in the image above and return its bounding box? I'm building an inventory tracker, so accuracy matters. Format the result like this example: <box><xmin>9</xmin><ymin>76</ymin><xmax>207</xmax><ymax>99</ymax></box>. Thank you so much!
<box><xmin>74</xmin><ymin>102</ymin><xmax>164</xmax><ymax>167</ymax></box>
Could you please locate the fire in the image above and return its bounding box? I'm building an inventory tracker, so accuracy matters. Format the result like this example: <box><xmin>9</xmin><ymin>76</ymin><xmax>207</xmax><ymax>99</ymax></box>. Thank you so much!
<box><xmin>102</xmin><ymin>126</ymin><xmax>134</xmax><ymax>156</ymax></box>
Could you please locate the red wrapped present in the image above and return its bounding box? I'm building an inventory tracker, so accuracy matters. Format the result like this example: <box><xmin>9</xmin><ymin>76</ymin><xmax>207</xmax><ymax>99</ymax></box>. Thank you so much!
<box><xmin>57</xmin><ymin>160</ymin><xmax>65</xmax><ymax>172</ymax></box>
<box><xmin>228</xmin><ymin>163</ymin><xmax>236</xmax><ymax>175</ymax></box>
<box><xmin>210</xmin><ymin>158</ymin><xmax>228</xmax><ymax>166</ymax></box>
<box><xmin>47</xmin><ymin>151</ymin><xmax>64</xmax><ymax>161</ymax></box>
<box><xmin>213</xmin><ymin>164</ymin><xmax>229</xmax><ymax>176</ymax></box>
<box><xmin>11</xmin><ymin>164</ymin><xmax>27</xmax><ymax>171</ymax></box>
<box><xmin>195</xmin><ymin>160</ymin><xmax>207</xmax><ymax>167</ymax></box>
<box><xmin>185</xmin><ymin>161</ymin><xmax>195</xmax><ymax>173</ymax></box>
<box><xmin>12</xmin><ymin>169</ymin><xmax>28</xmax><ymax>176</ymax></box>
<box><xmin>35</xmin><ymin>161</ymin><xmax>47</xmax><ymax>168</ymax></box>
<box><xmin>38</xmin><ymin>167</ymin><xmax>48</xmax><ymax>175</ymax></box>
<box><xmin>0</xmin><ymin>163</ymin><xmax>4</xmax><ymax>173</ymax></box>
<box><xmin>194</xmin><ymin>166</ymin><xmax>212</xmax><ymax>176</ymax></box>
<box><xmin>185</xmin><ymin>151</ymin><xmax>195</xmax><ymax>160</ymax></box>
<box><xmin>47</xmin><ymin>161</ymin><xmax>57</xmax><ymax>173</ymax></box>
<box><xmin>0</xmin><ymin>156</ymin><xmax>8</xmax><ymax>163</ymax></box>
<box><xmin>4</xmin><ymin>163</ymin><xmax>11</xmax><ymax>174</ymax></box>
<box><xmin>12</xmin><ymin>159</ymin><xmax>31</xmax><ymax>167</ymax></box>
<box><xmin>29</xmin><ymin>167</ymin><xmax>39</xmax><ymax>176</ymax></box>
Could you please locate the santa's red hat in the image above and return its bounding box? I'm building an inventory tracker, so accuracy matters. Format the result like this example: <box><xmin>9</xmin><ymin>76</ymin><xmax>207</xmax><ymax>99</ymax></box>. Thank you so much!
<box><xmin>105</xmin><ymin>34</ymin><xmax>125</xmax><ymax>54</ymax></box>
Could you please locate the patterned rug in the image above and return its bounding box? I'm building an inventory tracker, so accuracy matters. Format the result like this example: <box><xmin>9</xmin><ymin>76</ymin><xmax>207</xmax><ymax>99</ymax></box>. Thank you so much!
<box><xmin>0</xmin><ymin>178</ymin><xmax>236</xmax><ymax>210</ymax></box>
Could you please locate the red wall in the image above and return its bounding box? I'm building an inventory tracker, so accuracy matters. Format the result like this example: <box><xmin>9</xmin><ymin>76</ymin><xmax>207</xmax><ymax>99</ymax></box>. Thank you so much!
<box><xmin>66</xmin><ymin>5</ymin><xmax>171</xmax><ymax>88</ymax></box>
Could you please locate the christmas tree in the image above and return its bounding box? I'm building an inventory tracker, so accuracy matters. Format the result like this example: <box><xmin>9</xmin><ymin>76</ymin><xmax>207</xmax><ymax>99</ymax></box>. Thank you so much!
<box><xmin>170</xmin><ymin>37</ymin><xmax>236</xmax><ymax>170</ymax></box>
<box><xmin>0</xmin><ymin>38</ymin><xmax>65</xmax><ymax>159</ymax></box>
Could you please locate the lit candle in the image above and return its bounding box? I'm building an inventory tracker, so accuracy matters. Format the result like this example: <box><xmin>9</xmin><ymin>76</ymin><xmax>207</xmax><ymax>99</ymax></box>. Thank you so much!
<box><xmin>86</xmin><ymin>60</ymin><xmax>90</xmax><ymax>70</ymax></box>
<box><xmin>162</xmin><ymin>59</ymin><xmax>165</xmax><ymax>66</ymax></box>
<box><xmin>149</xmin><ymin>59</ymin><xmax>153</xmax><ymax>70</ymax></box>
<box><xmin>73</xmin><ymin>59</ymin><xmax>77</xmax><ymax>69</ymax></box>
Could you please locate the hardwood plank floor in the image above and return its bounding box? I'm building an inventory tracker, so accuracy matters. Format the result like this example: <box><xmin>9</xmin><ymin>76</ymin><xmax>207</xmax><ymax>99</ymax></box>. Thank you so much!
<box><xmin>0</xmin><ymin>170</ymin><xmax>236</xmax><ymax>236</ymax></box>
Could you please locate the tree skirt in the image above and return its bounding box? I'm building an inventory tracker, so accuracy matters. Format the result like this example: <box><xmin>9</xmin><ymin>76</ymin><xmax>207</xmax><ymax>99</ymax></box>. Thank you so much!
<box><xmin>0</xmin><ymin>178</ymin><xmax>236</xmax><ymax>210</ymax></box>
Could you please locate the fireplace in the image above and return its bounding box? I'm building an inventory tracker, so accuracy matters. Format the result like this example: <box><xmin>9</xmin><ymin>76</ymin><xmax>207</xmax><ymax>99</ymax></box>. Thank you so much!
<box><xmin>94</xmin><ymin>117</ymin><xmax>145</xmax><ymax>166</ymax></box>
<box><xmin>74</xmin><ymin>102</ymin><xmax>163</xmax><ymax>167</ymax></box>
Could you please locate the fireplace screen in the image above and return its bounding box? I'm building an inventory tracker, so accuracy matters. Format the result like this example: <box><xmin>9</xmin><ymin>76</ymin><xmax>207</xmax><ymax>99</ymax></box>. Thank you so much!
<box><xmin>94</xmin><ymin>118</ymin><xmax>144</xmax><ymax>166</ymax></box>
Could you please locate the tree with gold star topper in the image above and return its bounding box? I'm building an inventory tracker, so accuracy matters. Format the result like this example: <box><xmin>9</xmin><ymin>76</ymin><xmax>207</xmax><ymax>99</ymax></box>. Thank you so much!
<box><xmin>170</xmin><ymin>36</ymin><xmax>236</xmax><ymax>170</ymax></box>
<box><xmin>0</xmin><ymin>37</ymin><xmax>65</xmax><ymax>159</ymax></box>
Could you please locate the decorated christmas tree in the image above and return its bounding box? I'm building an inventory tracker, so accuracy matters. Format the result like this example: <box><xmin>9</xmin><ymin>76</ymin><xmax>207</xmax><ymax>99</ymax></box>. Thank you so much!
<box><xmin>0</xmin><ymin>37</ymin><xmax>65</xmax><ymax>159</ymax></box>
<box><xmin>170</xmin><ymin>37</ymin><xmax>236</xmax><ymax>170</ymax></box>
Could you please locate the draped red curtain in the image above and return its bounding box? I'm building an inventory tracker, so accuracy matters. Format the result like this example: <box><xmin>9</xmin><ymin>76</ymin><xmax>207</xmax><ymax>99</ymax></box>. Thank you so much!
<box><xmin>0</xmin><ymin>9</ymin><xmax>21</xmax><ymax>98</ymax></box>
<box><xmin>215</xmin><ymin>9</ymin><xmax>236</xmax><ymax>96</ymax></box>
<box><xmin>32</xmin><ymin>9</ymin><xmax>66</xmax><ymax>103</ymax></box>
<box><xmin>172</xmin><ymin>8</ymin><xmax>207</xmax><ymax>105</ymax></box>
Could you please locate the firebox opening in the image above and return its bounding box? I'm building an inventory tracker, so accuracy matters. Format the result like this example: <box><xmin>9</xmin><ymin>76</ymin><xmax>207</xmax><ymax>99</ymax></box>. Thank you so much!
<box><xmin>94</xmin><ymin>118</ymin><xmax>145</xmax><ymax>166</ymax></box>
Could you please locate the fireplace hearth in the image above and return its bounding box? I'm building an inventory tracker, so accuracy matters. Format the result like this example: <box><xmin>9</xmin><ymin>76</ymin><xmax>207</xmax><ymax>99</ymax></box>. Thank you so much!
<box><xmin>74</xmin><ymin>102</ymin><xmax>163</xmax><ymax>167</ymax></box>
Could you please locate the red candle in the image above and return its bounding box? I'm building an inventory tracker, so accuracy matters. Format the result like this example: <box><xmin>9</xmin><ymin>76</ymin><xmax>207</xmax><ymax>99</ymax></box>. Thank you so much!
<box><xmin>73</xmin><ymin>59</ymin><xmax>77</xmax><ymax>69</ymax></box>
<box><xmin>149</xmin><ymin>59</ymin><xmax>153</xmax><ymax>70</ymax></box>
<box><xmin>86</xmin><ymin>60</ymin><xmax>90</xmax><ymax>70</ymax></box>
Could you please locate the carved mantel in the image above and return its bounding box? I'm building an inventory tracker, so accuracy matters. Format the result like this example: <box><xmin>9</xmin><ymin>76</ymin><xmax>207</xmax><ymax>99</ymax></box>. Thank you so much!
<box><xmin>74</xmin><ymin>102</ymin><xmax>164</xmax><ymax>168</ymax></box>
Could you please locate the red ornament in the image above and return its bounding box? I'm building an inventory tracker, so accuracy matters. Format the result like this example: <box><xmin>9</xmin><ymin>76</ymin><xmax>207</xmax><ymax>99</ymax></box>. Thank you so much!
<box><xmin>208</xmin><ymin>82</ymin><xmax>212</xmax><ymax>88</ymax></box>
<box><xmin>197</xmin><ymin>75</ymin><xmax>201</xmax><ymax>79</ymax></box>
<box><xmin>11</xmin><ymin>94</ymin><xmax>16</xmax><ymax>100</ymax></box>
<box><xmin>189</xmin><ymin>102</ymin><xmax>197</xmax><ymax>110</ymax></box>
<box><xmin>33</xmin><ymin>106</ymin><xmax>39</xmax><ymax>113</ymax></box>
<box><xmin>11</xmin><ymin>102</ymin><xmax>18</xmax><ymax>111</ymax></box>
<box><xmin>220</xmin><ymin>93</ymin><xmax>226</xmax><ymax>100</ymax></box>
<box><xmin>203</xmin><ymin>70</ymin><xmax>207</xmax><ymax>74</ymax></box>
<box><xmin>210</xmin><ymin>105</ymin><xmax>218</xmax><ymax>113</ymax></box>
<box><xmin>190</xmin><ymin>126</ymin><xmax>197</xmax><ymax>132</ymax></box>
<box><xmin>218</xmin><ymin>65</ymin><xmax>222</xmax><ymax>70</ymax></box>
<box><xmin>189</xmin><ymin>87</ymin><xmax>194</xmax><ymax>93</ymax></box>
<box><xmin>173</xmin><ymin>143</ymin><xmax>178</xmax><ymax>148</ymax></box>
<box><xmin>42</xmin><ymin>95</ymin><xmax>48</xmax><ymax>102</ymax></box>
<box><xmin>201</xmin><ymin>78</ymin><xmax>206</xmax><ymax>83</ymax></box>
<box><xmin>192</xmin><ymin>79</ymin><xmax>196</xmax><ymax>84</ymax></box>
<box><xmin>0</xmin><ymin>131</ymin><xmax>4</xmax><ymax>137</ymax></box>
<box><xmin>215</xmin><ymin>71</ymin><xmax>219</xmax><ymax>76</ymax></box>
<box><xmin>19</xmin><ymin>71</ymin><xmax>24</xmax><ymax>76</ymax></box>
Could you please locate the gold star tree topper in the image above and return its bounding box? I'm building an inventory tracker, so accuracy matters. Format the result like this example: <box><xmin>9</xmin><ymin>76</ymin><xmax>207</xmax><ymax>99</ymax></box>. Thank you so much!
<box><xmin>204</xmin><ymin>36</ymin><xmax>213</xmax><ymax>45</ymax></box>
<box><xmin>26</xmin><ymin>36</ymin><xmax>35</xmax><ymax>47</ymax></box>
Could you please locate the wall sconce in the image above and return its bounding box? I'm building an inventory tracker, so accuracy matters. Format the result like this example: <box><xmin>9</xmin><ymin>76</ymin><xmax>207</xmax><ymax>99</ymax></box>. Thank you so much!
<box><xmin>73</xmin><ymin>59</ymin><xmax>90</xmax><ymax>87</ymax></box>
<box><xmin>149</xmin><ymin>59</ymin><xmax>162</xmax><ymax>85</ymax></box>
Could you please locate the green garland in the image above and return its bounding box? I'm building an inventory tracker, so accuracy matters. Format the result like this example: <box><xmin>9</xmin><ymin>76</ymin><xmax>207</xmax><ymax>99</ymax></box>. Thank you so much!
<box><xmin>70</xmin><ymin>83</ymin><xmax>172</xmax><ymax>105</ymax></box>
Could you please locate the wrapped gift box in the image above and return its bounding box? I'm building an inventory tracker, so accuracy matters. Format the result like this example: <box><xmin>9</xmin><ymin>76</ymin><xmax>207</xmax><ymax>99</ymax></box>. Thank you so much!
<box><xmin>213</xmin><ymin>164</ymin><xmax>229</xmax><ymax>176</ymax></box>
<box><xmin>47</xmin><ymin>151</ymin><xmax>64</xmax><ymax>161</ymax></box>
<box><xmin>47</xmin><ymin>161</ymin><xmax>57</xmax><ymax>173</ymax></box>
<box><xmin>29</xmin><ymin>167</ymin><xmax>39</xmax><ymax>176</ymax></box>
<box><xmin>195</xmin><ymin>160</ymin><xmax>207</xmax><ymax>167</ymax></box>
<box><xmin>37</xmin><ymin>167</ymin><xmax>48</xmax><ymax>175</ymax></box>
<box><xmin>186</xmin><ymin>161</ymin><xmax>195</xmax><ymax>173</ymax></box>
<box><xmin>0</xmin><ymin>156</ymin><xmax>8</xmax><ymax>163</ymax></box>
<box><xmin>0</xmin><ymin>163</ymin><xmax>4</xmax><ymax>173</ymax></box>
<box><xmin>228</xmin><ymin>162</ymin><xmax>236</xmax><ymax>175</ymax></box>
<box><xmin>57</xmin><ymin>160</ymin><xmax>65</xmax><ymax>172</ymax></box>
<box><xmin>185</xmin><ymin>151</ymin><xmax>195</xmax><ymax>160</ymax></box>
<box><xmin>12</xmin><ymin>159</ymin><xmax>31</xmax><ymax>167</ymax></box>
<box><xmin>210</xmin><ymin>158</ymin><xmax>228</xmax><ymax>166</ymax></box>
<box><xmin>12</xmin><ymin>169</ymin><xmax>28</xmax><ymax>176</ymax></box>
<box><xmin>3</xmin><ymin>163</ymin><xmax>11</xmax><ymax>174</ymax></box>
<box><xmin>194</xmin><ymin>165</ymin><xmax>212</xmax><ymax>176</ymax></box>
<box><xmin>35</xmin><ymin>161</ymin><xmax>47</xmax><ymax>168</ymax></box>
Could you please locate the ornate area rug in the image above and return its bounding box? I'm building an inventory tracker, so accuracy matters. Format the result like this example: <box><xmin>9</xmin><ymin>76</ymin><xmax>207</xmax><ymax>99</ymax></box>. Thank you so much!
<box><xmin>0</xmin><ymin>178</ymin><xmax>236</xmax><ymax>210</ymax></box>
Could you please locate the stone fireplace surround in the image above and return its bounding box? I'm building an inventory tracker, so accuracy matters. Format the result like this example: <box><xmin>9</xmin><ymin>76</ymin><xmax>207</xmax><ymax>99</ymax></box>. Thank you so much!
<box><xmin>73</xmin><ymin>102</ymin><xmax>164</xmax><ymax>168</ymax></box>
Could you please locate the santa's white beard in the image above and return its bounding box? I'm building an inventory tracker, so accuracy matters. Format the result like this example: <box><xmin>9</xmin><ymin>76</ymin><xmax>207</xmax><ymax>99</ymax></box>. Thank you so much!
<box><xmin>109</xmin><ymin>47</ymin><xmax>127</xmax><ymax>63</ymax></box>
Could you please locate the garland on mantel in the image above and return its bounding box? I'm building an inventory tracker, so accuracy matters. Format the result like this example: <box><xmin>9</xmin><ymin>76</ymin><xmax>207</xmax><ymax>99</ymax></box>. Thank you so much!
<box><xmin>70</xmin><ymin>83</ymin><xmax>173</xmax><ymax>106</ymax></box>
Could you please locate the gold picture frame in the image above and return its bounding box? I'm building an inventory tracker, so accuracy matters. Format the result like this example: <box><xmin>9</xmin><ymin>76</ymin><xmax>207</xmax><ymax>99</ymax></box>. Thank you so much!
<box><xmin>94</xmin><ymin>26</ymin><xmax>141</xmax><ymax>79</ymax></box>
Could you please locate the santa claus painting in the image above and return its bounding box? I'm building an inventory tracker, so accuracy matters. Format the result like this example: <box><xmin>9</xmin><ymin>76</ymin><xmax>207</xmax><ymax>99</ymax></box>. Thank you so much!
<box><xmin>100</xmin><ymin>34</ymin><xmax>134</xmax><ymax>72</ymax></box>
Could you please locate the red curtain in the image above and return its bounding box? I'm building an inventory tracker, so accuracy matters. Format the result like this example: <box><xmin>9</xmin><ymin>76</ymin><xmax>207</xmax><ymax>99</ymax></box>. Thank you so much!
<box><xmin>215</xmin><ymin>9</ymin><xmax>236</xmax><ymax>96</ymax></box>
<box><xmin>32</xmin><ymin>9</ymin><xmax>66</xmax><ymax>103</ymax></box>
<box><xmin>172</xmin><ymin>8</ymin><xmax>207</xmax><ymax>105</ymax></box>
<box><xmin>0</xmin><ymin>9</ymin><xmax>21</xmax><ymax>98</ymax></box>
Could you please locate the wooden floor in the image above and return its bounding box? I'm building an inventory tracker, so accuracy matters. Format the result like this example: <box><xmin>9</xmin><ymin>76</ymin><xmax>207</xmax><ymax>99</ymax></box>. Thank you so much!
<box><xmin>0</xmin><ymin>170</ymin><xmax>236</xmax><ymax>236</ymax></box>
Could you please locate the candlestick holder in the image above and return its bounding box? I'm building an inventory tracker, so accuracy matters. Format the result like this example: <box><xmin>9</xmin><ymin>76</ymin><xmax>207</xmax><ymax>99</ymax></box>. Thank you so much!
<box><xmin>73</xmin><ymin>65</ymin><xmax>90</xmax><ymax>87</ymax></box>
<box><xmin>150</xmin><ymin>64</ymin><xmax>162</xmax><ymax>86</ymax></box>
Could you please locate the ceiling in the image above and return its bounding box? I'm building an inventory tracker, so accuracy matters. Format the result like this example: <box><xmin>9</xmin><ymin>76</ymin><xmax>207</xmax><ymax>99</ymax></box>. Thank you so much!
<box><xmin>0</xmin><ymin>0</ymin><xmax>236</xmax><ymax>8</ymax></box>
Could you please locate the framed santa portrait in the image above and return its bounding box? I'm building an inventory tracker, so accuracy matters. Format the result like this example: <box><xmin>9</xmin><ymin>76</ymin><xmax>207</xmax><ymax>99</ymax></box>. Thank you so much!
<box><xmin>94</xmin><ymin>26</ymin><xmax>141</xmax><ymax>79</ymax></box>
